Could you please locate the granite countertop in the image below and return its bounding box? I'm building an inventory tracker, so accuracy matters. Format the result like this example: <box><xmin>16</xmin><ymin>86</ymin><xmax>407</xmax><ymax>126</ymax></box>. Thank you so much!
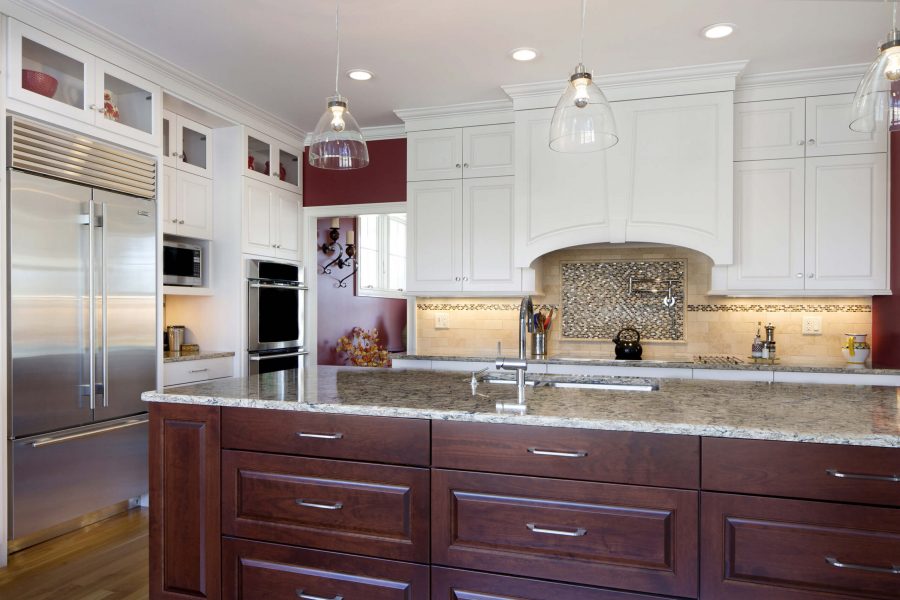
<box><xmin>163</xmin><ymin>351</ymin><xmax>235</xmax><ymax>363</ymax></box>
<box><xmin>142</xmin><ymin>366</ymin><xmax>900</xmax><ymax>447</ymax></box>
<box><xmin>396</xmin><ymin>354</ymin><xmax>900</xmax><ymax>376</ymax></box>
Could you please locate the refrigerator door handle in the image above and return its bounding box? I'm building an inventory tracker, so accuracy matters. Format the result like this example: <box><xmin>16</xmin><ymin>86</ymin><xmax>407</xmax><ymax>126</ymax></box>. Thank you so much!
<box><xmin>100</xmin><ymin>202</ymin><xmax>109</xmax><ymax>408</ymax></box>
<box><xmin>30</xmin><ymin>416</ymin><xmax>148</xmax><ymax>448</ymax></box>
<box><xmin>87</xmin><ymin>201</ymin><xmax>96</xmax><ymax>412</ymax></box>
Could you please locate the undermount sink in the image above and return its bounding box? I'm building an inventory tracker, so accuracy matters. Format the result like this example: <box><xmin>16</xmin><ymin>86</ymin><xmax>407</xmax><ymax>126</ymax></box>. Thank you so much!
<box><xmin>481</xmin><ymin>374</ymin><xmax>658</xmax><ymax>392</ymax></box>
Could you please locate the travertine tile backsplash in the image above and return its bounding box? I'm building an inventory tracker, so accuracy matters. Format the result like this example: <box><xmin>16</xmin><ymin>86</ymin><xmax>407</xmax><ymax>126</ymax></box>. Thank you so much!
<box><xmin>415</xmin><ymin>244</ymin><xmax>872</xmax><ymax>367</ymax></box>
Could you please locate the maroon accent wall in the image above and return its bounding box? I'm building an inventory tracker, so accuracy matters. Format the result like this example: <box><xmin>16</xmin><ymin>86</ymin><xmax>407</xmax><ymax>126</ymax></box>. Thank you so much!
<box><xmin>303</xmin><ymin>138</ymin><xmax>406</xmax><ymax>206</ymax></box>
<box><xmin>872</xmin><ymin>132</ymin><xmax>900</xmax><ymax>367</ymax></box>
<box><xmin>316</xmin><ymin>217</ymin><xmax>407</xmax><ymax>366</ymax></box>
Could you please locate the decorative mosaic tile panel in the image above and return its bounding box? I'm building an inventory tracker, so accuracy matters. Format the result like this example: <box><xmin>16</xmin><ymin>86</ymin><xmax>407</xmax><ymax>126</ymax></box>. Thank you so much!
<box><xmin>561</xmin><ymin>260</ymin><xmax>686</xmax><ymax>342</ymax></box>
<box><xmin>687</xmin><ymin>304</ymin><xmax>871</xmax><ymax>313</ymax></box>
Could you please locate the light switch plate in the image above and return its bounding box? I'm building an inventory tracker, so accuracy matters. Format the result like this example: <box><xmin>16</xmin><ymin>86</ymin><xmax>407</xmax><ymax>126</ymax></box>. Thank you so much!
<box><xmin>802</xmin><ymin>315</ymin><xmax>822</xmax><ymax>335</ymax></box>
<box><xmin>435</xmin><ymin>312</ymin><xmax>450</xmax><ymax>329</ymax></box>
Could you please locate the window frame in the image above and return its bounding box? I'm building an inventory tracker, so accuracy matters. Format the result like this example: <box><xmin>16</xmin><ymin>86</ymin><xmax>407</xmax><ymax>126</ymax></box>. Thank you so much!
<box><xmin>356</xmin><ymin>213</ymin><xmax>407</xmax><ymax>300</ymax></box>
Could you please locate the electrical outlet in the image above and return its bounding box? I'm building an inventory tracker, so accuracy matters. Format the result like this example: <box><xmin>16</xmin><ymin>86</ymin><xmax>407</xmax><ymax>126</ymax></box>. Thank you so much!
<box><xmin>435</xmin><ymin>312</ymin><xmax>450</xmax><ymax>329</ymax></box>
<box><xmin>802</xmin><ymin>315</ymin><xmax>823</xmax><ymax>335</ymax></box>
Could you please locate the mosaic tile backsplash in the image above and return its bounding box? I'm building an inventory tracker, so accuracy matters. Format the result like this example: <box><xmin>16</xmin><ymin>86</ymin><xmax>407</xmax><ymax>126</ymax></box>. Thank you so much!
<box><xmin>561</xmin><ymin>260</ymin><xmax>685</xmax><ymax>341</ymax></box>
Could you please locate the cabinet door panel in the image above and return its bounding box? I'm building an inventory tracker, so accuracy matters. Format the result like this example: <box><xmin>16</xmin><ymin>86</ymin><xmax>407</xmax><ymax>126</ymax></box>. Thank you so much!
<box><xmin>805</xmin><ymin>154</ymin><xmax>887</xmax><ymax>290</ymax></box>
<box><xmin>728</xmin><ymin>159</ymin><xmax>805</xmax><ymax>290</ymax></box>
<box><xmin>806</xmin><ymin>94</ymin><xmax>887</xmax><ymax>157</ymax></box>
<box><xmin>407</xmin><ymin>180</ymin><xmax>463</xmax><ymax>292</ymax></box>
<box><xmin>408</xmin><ymin>129</ymin><xmax>463</xmax><ymax>181</ymax></box>
<box><xmin>462</xmin><ymin>123</ymin><xmax>515</xmax><ymax>178</ymax></box>
<box><xmin>462</xmin><ymin>177</ymin><xmax>519</xmax><ymax>292</ymax></box>
<box><xmin>243</xmin><ymin>180</ymin><xmax>275</xmax><ymax>257</ymax></box>
<box><xmin>176</xmin><ymin>116</ymin><xmax>213</xmax><ymax>178</ymax></box>
<box><xmin>93</xmin><ymin>59</ymin><xmax>160</xmax><ymax>146</ymax></box>
<box><xmin>274</xmin><ymin>191</ymin><xmax>301</xmax><ymax>262</ymax></box>
<box><xmin>734</xmin><ymin>98</ymin><xmax>806</xmax><ymax>161</ymax></box>
<box><xmin>176</xmin><ymin>171</ymin><xmax>213</xmax><ymax>240</ymax></box>
<box><xmin>161</xmin><ymin>166</ymin><xmax>177</xmax><ymax>235</ymax></box>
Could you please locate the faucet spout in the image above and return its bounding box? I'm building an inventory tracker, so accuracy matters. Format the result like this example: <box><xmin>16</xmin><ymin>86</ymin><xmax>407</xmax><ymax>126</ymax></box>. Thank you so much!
<box><xmin>519</xmin><ymin>296</ymin><xmax>534</xmax><ymax>360</ymax></box>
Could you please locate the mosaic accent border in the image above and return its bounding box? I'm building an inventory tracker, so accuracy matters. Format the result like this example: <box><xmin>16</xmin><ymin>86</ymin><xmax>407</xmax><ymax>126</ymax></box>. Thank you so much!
<box><xmin>417</xmin><ymin>303</ymin><xmax>520</xmax><ymax>311</ymax></box>
<box><xmin>687</xmin><ymin>304</ymin><xmax>872</xmax><ymax>313</ymax></box>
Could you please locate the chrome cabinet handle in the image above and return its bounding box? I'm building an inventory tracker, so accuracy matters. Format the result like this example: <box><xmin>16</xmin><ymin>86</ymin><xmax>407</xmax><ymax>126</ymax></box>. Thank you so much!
<box><xmin>798</xmin><ymin>140</ymin><xmax>806</xmax><ymax>145</ymax></box>
<box><xmin>526</xmin><ymin>523</ymin><xmax>587</xmax><ymax>537</ymax></box>
<box><xmin>171</xmin><ymin>218</ymin><xmax>178</xmax><ymax>223</ymax></box>
<box><xmin>188</xmin><ymin>368</ymin><xmax>208</xmax><ymax>374</ymax></box>
<box><xmin>796</xmin><ymin>273</ymin><xmax>803</xmax><ymax>278</ymax></box>
<box><xmin>297</xmin><ymin>432</ymin><xmax>343</xmax><ymax>440</ymax></box>
<box><xmin>463</xmin><ymin>163</ymin><xmax>469</xmax><ymax>168</ymax></box>
<box><xmin>178</xmin><ymin>219</ymin><xmax>185</xmax><ymax>224</ymax></box>
<box><xmin>463</xmin><ymin>276</ymin><xmax>469</xmax><ymax>281</ymax></box>
<box><xmin>808</xmin><ymin>273</ymin><xmax>815</xmax><ymax>278</ymax></box>
<box><xmin>808</xmin><ymin>138</ymin><xmax>816</xmax><ymax>145</ymax></box>
<box><xmin>826</xmin><ymin>468</ymin><xmax>900</xmax><ymax>483</ymax></box>
<box><xmin>296</xmin><ymin>499</ymin><xmax>343</xmax><ymax>510</ymax></box>
<box><xmin>527</xmin><ymin>447</ymin><xmax>588</xmax><ymax>458</ymax></box>
<box><xmin>455</xmin><ymin>276</ymin><xmax>461</xmax><ymax>281</ymax></box>
<box><xmin>455</xmin><ymin>163</ymin><xmax>461</xmax><ymax>168</ymax></box>
<box><xmin>296</xmin><ymin>590</ymin><xmax>343</xmax><ymax>600</ymax></box>
<box><xmin>825</xmin><ymin>556</ymin><xmax>900</xmax><ymax>575</ymax></box>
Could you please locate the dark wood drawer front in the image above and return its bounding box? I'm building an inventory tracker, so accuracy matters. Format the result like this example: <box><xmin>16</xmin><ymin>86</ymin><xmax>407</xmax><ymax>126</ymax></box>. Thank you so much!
<box><xmin>432</xmin><ymin>421</ymin><xmax>698</xmax><ymax>488</ymax></box>
<box><xmin>701</xmin><ymin>492</ymin><xmax>900</xmax><ymax>600</ymax></box>
<box><xmin>222</xmin><ymin>451</ymin><xmax>429</xmax><ymax>562</ymax></box>
<box><xmin>432</xmin><ymin>469</ymin><xmax>698</xmax><ymax>598</ymax></box>
<box><xmin>430</xmin><ymin>567</ymin><xmax>672</xmax><ymax>600</ymax></box>
<box><xmin>703</xmin><ymin>437</ymin><xmax>900</xmax><ymax>506</ymax></box>
<box><xmin>222</xmin><ymin>407</ymin><xmax>430</xmax><ymax>466</ymax></box>
<box><xmin>223</xmin><ymin>538</ymin><xmax>429</xmax><ymax>600</ymax></box>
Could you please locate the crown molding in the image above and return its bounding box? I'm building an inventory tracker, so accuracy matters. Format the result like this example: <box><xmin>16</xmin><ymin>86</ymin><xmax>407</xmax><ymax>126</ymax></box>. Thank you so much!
<box><xmin>502</xmin><ymin>60</ymin><xmax>750</xmax><ymax>110</ymax></box>
<box><xmin>394</xmin><ymin>98</ymin><xmax>513</xmax><ymax>131</ymax></box>
<box><xmin>734</xmin><ymin>63</ymin><xmax>867</xmax><ymax>102</ymax></box>
<box><xmin>1</xmin><ymin>0</ymin><xmax>306</xmax><ymax>144</ymax></box>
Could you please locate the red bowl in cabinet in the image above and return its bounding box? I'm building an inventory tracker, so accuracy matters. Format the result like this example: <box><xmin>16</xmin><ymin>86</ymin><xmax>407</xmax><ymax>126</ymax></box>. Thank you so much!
<box><xmin>22</xmin><ymin>69</ymin><xmax>58</xmax><ymax>98</ymax></box>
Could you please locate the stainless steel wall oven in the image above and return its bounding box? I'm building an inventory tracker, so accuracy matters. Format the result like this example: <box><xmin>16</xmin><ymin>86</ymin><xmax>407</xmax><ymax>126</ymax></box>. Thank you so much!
<box><xmin>247</xmin><ymin>259</ymin><xmax>307</xmax><ymax>374</ymax></box>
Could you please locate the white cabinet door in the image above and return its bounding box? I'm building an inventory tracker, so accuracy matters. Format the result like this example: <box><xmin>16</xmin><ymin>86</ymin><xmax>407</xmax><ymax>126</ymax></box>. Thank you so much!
<box><xmin>93</xmin><ymin>59</ymin><xmax>161</xmax><ymax>147</ymax></box>
<box><xmin>174</xmin><ymin>116</ymin><xmax>213</xmax><ymax>178</ymax></box>
<box><xmin>462</xmin><ymin>123</ymin><xmax>515</xmax><ymax>178</ymax></box>
<box><xmin>406</xmin><ymin>180</ymin><xmax>463</xmax><ymax>292</ymax></box>
<box><xmin>610</xmin><ymin>92</ymin><xmax>734</xmax><ymax>264</ymax></box>
<box><xmin>274</xmin><ymin>191</ymin><xmax>302</xmax><ymax>262</ymax></box>
<box><xmin>805</xmin><ymin>94</ymin><xmax>887</xmax><ymax>157</ymax></box>
<box><xmin>161</xmin><ymin>166</ymin><xmax>177</xmax><ymax>235</ymax></box>
<box><xmin>462</xmin><ymin>177</ymin><xmax>519</xmax><ymax>292</ymax></box>
<box><xmin>733</xmin><ymin>98</ymin><xmax>806</xmax><ymax>161</ymax></box>
<box><xmin>242</xmin><ymin>179</ymin><xmax>276</xmax><ymax>257</ymax></box>
<box><xmin>805</xmin><ymin>154</ymin><xmax>888</xmax><ymax>291</ymax></box>
<box><xmin>728</xmin><ymin>160</ymin><xmax>806</xmax><ymax>290</ymax></box>
<box><xmin>407</xmin><ymin>129</ymin><xmax>463</xmax><ymax>181</ymax></box>
<box><xmin>514</xmin><ymin>107</ymin><xmax>610</xmax><ymax>266</ymax></box>
<box><xmin>175</xmin><ymin>171</ymin><xmax>213</xmax><ymax>240</ymax></box>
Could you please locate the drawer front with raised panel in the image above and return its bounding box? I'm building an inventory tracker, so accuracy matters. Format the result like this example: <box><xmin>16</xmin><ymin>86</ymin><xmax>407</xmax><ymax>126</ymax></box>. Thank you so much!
<box><xmin>703</xmin><ymin>437</ymin><xmax>900</xmax><ymax>507</ymax></box>
<box><xmin>222</xmin><ymin>451</ymin><xmax>430</xmax><ymax>562</ymax></box>
<box><xmin>431</xmin><ymin>567</ymin><xmax>671</xmax><ymax>600</ymax></box>
<box><xmin>223</xmin><ymin>537</ymin><xmax>429</xmax><ymax>600</ymax></box>
<box><xmin>163</xmin><ymin>357</ymin><xmax>234</xmax><ymax>387</ymax></box>
<box><xmin>432</xmin><ymin>421</ymin><xmax>699</xmax><ymax>489</ymax></box>
<box><xmin>432</xmin><ymin>469</ymin><xmax>698</xmax><ymax>597</ymax></box>
<box><xmin>222</xmin><ymin>407</ymin><xmax>430</xmax><ymax>466</ymax></box>
<box><xmin>701</xmin><ymin>492</ymin><xmax>900</xmax><ymax>600</ymax></box>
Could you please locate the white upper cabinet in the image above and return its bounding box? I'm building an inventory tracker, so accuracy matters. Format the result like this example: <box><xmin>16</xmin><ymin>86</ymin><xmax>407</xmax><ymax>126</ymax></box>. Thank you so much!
<box><xmin>734</xmin><ymin>98</ymin><xmax>806</xmax><ymax>161</ymax></box>
<box><xmin>273</xmin><ymin>189</ymin><xmax>301</xmax><ymax>262</ymax></box>
<box><xmin>804</xmin><ymin>154</ymin><xmax>887</xmax><ymax>291</ymax></box>
<box><xmin>163</xmin><ymin>111</ymin><xmax>213</xmax><ymax>178</ymax></box>
<box><xmin>406</xmin><ymin>180</ymin><xmax>464</xmax><ymax>292</ymax></box>
<box><xmin>162</xmin><ymin>166</ymin><xmax>213</xmax><ymax>240</ymax></box>
<box><xmin>244</xmin><ymin>128</ymin><xmax>303</xmax><ymax>193</ymax></box>
<box><xmin>241</xmin><ymin>179</ymin><xmax>302</xmax><ymax>261</ymax></box>
<box><xmin>407</xmin><ymin>124</ymin><xmax>514</xmax><ymax>181</ymax></box>
<box><xmin>805</xmin><ymin>94</ymin><xmax>887</xmax><ymax>157</ymax></box>
<box><xmin>462</xmin><ymin>177</ymin><xmax>519</xmax><ymax>292</ymax></box>
<box><xmin>8</xmin><ymin>20</ymin><xmax>161</xmax><ymax>147</ymax></box>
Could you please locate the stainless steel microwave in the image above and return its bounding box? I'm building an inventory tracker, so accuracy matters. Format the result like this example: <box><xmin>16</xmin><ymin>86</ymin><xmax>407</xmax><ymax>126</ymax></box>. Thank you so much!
<box><xmin>163</xmin><ymin>241</ymin><xmax>202</xmax><ymax>286</ymax></box>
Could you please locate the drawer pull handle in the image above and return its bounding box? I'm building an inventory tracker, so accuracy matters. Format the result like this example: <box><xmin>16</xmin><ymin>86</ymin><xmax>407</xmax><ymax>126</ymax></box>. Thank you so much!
<box><xmin>297</xmin><ymin>432</ymin><xmax>344</xmax><ymax>440</ymax></box>
<box><xmin>527</xmin><ymin>447</ymin><xmax>588</xmax><ymax>458</ymax></box>
<box><xmin>825</xmin><ymin>556</ymin><xmax>900</xmax><ymax>575</ymax></box>
<box><xmin>296</xmin><ymin>591</ymin><xmax>344</xmax><ymax>600</ymax></box>
<box><xmin>188</xmin><ymin>368</ymin><xmax>208</xmax><ymax>374</ymax></box>
<box><xmin>526</xmin><ymin>523</ymin><xmax>587</xmax><ymax>537</ymax></box>
<box><xmin>296</xmin><ymin>499</ymin><xmax>343</xmax><ymax>511</ymax></box>
<box><xmin>825</xmin><ymin>468</ymin><xmax>900</xmax><ymax>483</ymax></box>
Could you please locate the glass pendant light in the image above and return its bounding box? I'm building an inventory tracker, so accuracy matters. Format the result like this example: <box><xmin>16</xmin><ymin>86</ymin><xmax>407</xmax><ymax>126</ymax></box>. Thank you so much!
<box><xmin>850</xmin><ymin>2</ymin><xmax>900</xmax><ymax>133</ymax></box>
<box><xmin>549</xmin><ymin>0</ymin><xmax>618</xmax><ymax>152</ymax></box>
<box><xmin>309</xmin><ymin>0</ymin><xmax>369</xmax><ymax>169</ymax></box>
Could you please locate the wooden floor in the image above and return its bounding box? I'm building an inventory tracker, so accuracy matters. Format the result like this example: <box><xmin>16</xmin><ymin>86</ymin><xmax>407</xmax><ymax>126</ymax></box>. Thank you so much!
<box><xmin>0</xmin><ymin>508</ymin><xmax>149</xmax><ymax>600</ymax></box>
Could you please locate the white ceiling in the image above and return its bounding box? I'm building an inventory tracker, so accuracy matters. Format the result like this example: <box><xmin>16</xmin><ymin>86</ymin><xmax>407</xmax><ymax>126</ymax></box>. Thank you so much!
<box><xmin>50</xmin><ymin>0</ymin><xmax>890</xmax><ymax>130</ymax></box>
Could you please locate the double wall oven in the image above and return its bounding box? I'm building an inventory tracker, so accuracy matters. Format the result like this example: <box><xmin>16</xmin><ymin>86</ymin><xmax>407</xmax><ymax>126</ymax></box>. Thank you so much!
<box><xmin>247</xmin><ymin>259</ymin><xmax>308</xmax><ymax>375</ymax></box>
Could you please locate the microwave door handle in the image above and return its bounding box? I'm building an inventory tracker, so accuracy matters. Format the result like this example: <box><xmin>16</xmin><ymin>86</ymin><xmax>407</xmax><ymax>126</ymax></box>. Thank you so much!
<box><xmin>249</xmin><ymin>351</ymin><xmax>308</xmax><ymax>361</ymax></box>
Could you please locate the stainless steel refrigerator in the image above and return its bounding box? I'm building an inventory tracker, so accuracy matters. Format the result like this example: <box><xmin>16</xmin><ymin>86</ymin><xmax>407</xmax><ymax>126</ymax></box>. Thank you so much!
<box><xmin>7</xmin><ymin>117</ymin><xmax>156</xmax><ymax>547</ymax></box>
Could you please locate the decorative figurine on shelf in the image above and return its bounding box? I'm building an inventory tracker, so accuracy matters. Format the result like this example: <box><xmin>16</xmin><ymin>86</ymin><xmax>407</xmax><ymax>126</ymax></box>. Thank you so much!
<box><xmin>336</xmin><ymin>327</ymin><xmax>391</xmax><ymax>367</ymax></box>
<box><xmin>103</xmin><ymin>89</ymin><xmax>120</xmax><ymax>122</ymax></box>
<box><xmin>280</xmin><ymin>162</ymin><xmax>287</xmax><ymax>181</ymax></box>
<box><xmin>248</xmin><ymin>155</ymin><xmax>255</xmax><ymax>170</ymax></box>
<box><xmin>264</xmin><ymin>160</ymin><xmax>270</xmax><ymax>176</ymax></box>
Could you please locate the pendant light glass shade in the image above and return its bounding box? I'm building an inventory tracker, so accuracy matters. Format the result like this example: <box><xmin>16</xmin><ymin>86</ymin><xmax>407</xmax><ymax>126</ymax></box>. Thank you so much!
<box><xmin>850</xmin><ymin>35</ymin><xmax>900</xmax><ymax>133</ymax></box>
<box><xmin>549</xmin><ymin>67</ymin><xmax>618</xmax><ymax>152</ymax></box>
<box><xmin>308</xmin><ymin>95</ymin><xmax>369</xmax><ymax>169</ymax></box>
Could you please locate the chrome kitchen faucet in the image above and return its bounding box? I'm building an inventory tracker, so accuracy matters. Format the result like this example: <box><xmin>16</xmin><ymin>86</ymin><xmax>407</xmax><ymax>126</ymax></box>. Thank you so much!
<box><xmin>495</xmin><ymin>295</ymin><xmax>534</xmax><ymax>406</ymax></box>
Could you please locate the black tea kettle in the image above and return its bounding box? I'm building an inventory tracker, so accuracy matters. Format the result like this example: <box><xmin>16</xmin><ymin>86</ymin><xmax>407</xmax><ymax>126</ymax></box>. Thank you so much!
<box><xmin>613</xmin><ymin>328</ymin><xmax>643</xmax><ymax>360</ymax></box>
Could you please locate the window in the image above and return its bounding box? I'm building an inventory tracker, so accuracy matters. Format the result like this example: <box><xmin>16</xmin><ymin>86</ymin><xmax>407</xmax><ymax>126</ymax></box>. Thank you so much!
<box><xmin>356</xmin><ymin>213</ymin><xmax>406</xmax><ymax>298</ymax></box>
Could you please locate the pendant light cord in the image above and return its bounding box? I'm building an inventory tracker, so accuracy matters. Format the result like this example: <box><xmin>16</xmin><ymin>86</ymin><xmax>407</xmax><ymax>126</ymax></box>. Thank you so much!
<box><xmin>579</xmin><ymin>0</ymin><xmax>586</xmax><ymax>66</ymax></box>
<box><xmin>334</xmin><ymin>0</ymin><xmax>341</xmax><ymax>97</ymax></box>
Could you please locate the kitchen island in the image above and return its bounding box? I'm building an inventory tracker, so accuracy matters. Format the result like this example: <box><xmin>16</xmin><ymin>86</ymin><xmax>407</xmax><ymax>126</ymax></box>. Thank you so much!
<box><xmin>144</xmin><ymin>366</ymin><xmax>900</xmax><ymax>600</ymax></box>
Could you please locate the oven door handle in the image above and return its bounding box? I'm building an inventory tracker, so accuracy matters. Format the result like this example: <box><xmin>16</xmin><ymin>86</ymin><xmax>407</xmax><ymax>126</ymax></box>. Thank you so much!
<box><xmin>249</xmin><ymin>282</ymin><xmax>308</xmax><ymax>291</ymax></box>
<box><xmin>249</xmin><ymin>351</ymin><xmax>309</xmax><ymax>361</ymax></box>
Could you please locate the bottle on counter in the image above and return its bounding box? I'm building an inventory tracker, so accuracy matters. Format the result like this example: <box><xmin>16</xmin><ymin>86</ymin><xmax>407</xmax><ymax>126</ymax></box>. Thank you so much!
<box><xmin>764</xmin><ymin>323</ymin><xmax>776</xmax><ymax>360</ymax></box>
<box><xmin>752</xmin><ymin>323</ymin><xmax>764</xmax><ymax>359</ymax></box>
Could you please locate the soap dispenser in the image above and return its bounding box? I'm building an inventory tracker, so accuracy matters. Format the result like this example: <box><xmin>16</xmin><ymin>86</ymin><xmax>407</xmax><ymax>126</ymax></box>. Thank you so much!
<box><xmin>751</xmin><ymin>323</ymin><xmax>764</xmax><ymax>359</ymax></box>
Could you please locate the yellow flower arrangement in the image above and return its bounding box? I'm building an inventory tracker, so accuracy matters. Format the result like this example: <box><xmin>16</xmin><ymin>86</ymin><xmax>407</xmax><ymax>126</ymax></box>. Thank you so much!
<box><xmin>336</xmin><ymin>327</ymin><xmax>391</xmax><ymax>367</ymax></box>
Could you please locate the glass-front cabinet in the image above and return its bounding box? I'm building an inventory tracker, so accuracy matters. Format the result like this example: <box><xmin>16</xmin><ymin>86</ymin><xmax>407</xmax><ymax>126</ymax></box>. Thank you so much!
<box><xmin>244</xmin><ymin>127</ymin><xmax>302</xmax><ymax>193</ymax></box>
<box><xmin>163</xmin><ymin>110</ymin><xmax>213</xmax><ymax>178</ymax></box>
<box><xmin>8</xmin><ymin>19</ymin><xmax>160</xmax><ymax>146</ymax></box>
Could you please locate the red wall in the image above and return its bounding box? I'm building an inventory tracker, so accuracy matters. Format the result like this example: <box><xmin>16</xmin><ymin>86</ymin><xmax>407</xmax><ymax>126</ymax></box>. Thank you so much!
<box><xmin>315</xmin><ymin>217</ymin><xmax>407</xmax><ymax>365</ymax></box>
<box><xmin>872</xmin><ymin>132</ymin><xmax>900</xmax><ymax>367</ymax></box>
<box><xmin>303</xmin><ymin>138</ymin><xmax>406</xmax><ymax>206</ymax></box>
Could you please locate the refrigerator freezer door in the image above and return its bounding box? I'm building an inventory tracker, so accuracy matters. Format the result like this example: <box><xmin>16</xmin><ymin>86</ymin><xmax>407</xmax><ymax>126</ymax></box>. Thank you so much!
<box><xmin>9</xmin><ymin>171</ymin><xmax>94</xmax><ymax>438</ymax></box>
<box><xmin>92</xmin><ymin>189</ymin><xmax>156</xmax><ymax>422</ymax></box>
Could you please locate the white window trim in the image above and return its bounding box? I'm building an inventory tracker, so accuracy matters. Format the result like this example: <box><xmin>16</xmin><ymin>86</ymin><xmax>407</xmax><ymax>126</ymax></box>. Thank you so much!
<box><xmin>356</xmin><ymin>213</ymin><xmax>407</xmax><ymax>300</ymax></box>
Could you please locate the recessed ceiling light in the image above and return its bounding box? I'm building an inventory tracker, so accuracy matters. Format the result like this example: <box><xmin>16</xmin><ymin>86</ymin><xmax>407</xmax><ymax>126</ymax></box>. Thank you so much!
<box><xmin>347</xmin><ymin>69</ymin><xmax>373</xmax><ymax>81</ymax></box>
<box><xmin>702</xmin><ymin>23</ymin><xmax>735</xmax><ymax>39</ymax></box>
<box><xmin>510</xmin><ymin>47</ymin><xmax>538</xmax><ymax>62</ymax></box>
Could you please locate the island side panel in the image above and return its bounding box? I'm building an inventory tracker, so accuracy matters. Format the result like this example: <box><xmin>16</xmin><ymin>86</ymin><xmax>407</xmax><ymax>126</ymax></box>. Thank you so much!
<box><xmin>150</xmin><ymin>403</ymin><xmax>222</xmax><ymax>600</ymax></box>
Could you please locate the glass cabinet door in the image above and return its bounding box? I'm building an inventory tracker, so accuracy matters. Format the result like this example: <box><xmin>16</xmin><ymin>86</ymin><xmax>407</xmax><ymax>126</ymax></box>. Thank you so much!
<box><xmin>277</xmin><ymin>147</ymin><xmax>301</xmax><ymax>190</ymax></box>
<box><xmin>176</xmin><ymin>117</ymin><xmax>213</xmax><ymax>178</ymax></box>
<box><xmin>247</xmin><ymin>134</ymin><xmax>273</xmax><ymax>181</ymax></box>
<box><xmin>94</xmin><ymin>61</ymin><xmax>160</xmax><ymax>145</ymax></box>
<box><xmin>162</xmin><ymin>111</ymin><xmax>175</xmax><ymax>167</ymax></box>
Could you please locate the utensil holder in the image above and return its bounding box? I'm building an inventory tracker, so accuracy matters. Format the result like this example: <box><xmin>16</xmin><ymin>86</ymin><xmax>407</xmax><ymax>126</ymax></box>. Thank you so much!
<box><xmin>532</xmin><ymin>332</ymin><xmax>546</xmax><ymax>358</ymax></box>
